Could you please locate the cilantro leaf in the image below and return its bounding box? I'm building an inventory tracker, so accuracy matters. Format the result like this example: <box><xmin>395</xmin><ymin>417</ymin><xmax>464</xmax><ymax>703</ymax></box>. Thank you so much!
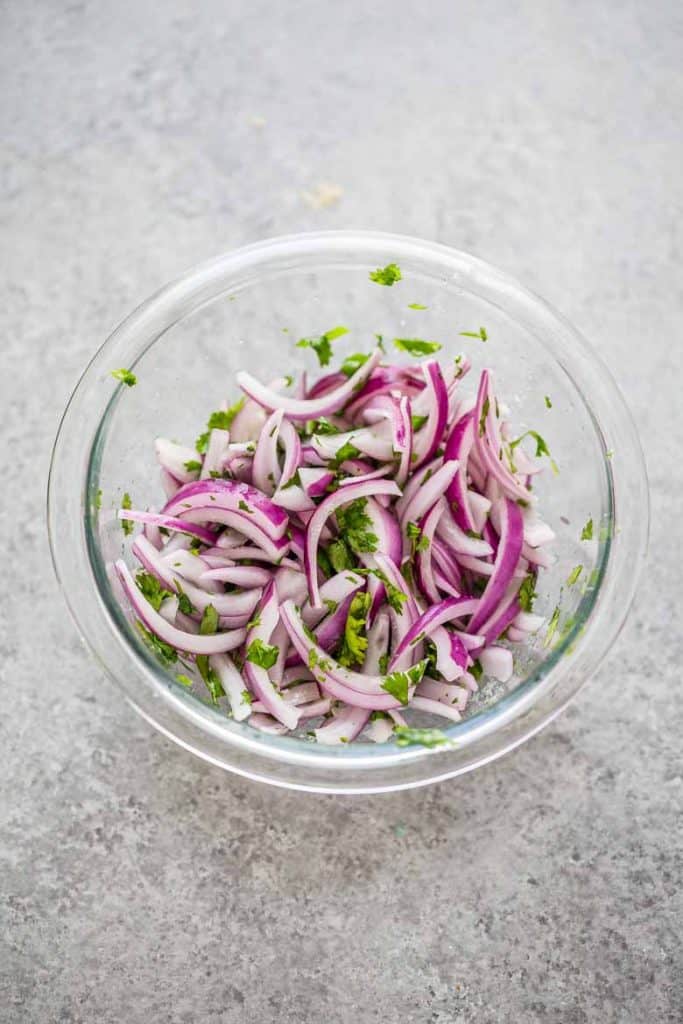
<box><xmin>199</xmin><ymin>604</ymin><xmax>218</xmax><ymax>635</ymax></box>
<box><xmin>307</xmin><ymin>417</ymin><xmax>341</xmax><ymax>435</ymax></box>
<box><xmin>184</xmin><ymin>459</ymin><xmax>202</xmax><ymax>473</ymax></box>
<box><xmin>336</xmin><ymin>497</ymin><xmax>378</xmax><ymax>554</ymax></box>
<box><xmin>238</xmin><ymin>499</ymin><xmax>253</xmax><ymax>514</ymax></box>
<box><xmin>241</xmin><ymin>689</ymin><xmax>253</xmax><ymax>706</ymax></box>
<box><xmin>111</xmin><ymin>368</ymin><xmax>137</xmax><ymax>387</ymax></box>
<box><xmin>330</xmin><ymin>440</ymin><xmax>362</xmax><ymax>469</ymax></box>
<box><xmin>246</xmin><ymin>638</ymin><xmax>279</xmax><ymax>670</ymax></box>
<box><xmin>393</xmin><ymin>338</ymin><xmax>442</xmax><ymax>356</ymax></box>
<box><xmin>195</xmin><ymin>399</ymin><xmax>245</xmax><ymax>453</ymax></box>
<box><xmin>360</xmin><ymin>567</ymin><xmax>407</xmax><ymax>615</ymax></box>
<box><xmin>378</xmin><ymin>652</ymin><xmax>389</xmax><ymax>675</ymax></box>
<box><xmin>544</xmin><ymin>606</ymin><xmax>561</xmax><ymax>648</ymax></box>
<box><xmin>296</xmin><ymin>325</ymin><xmax>349</xmax><ymax>367</ymax></box>
<box><xmin>175</xmin><ymin>673</ymin><xmax>193</xmax><ymax>687</ymax></box>
<box><xmin>338</xmin><ymin>592</ymin><xmax>371</xmax><ymax>668</ymax></box>
<box><xmin>567</xmin><ymin>565</ymin><xmax>583</xmax><ymax>586</ymax></box>
<box><xmin>175</xmin><ymin>580</ymin><xmax>194</xmax><ymax>616</ymax></box>
<box><xmin>195</xmin><ymin>656</ymin><xmax>225</xmax><ymax>704</ymax></box>
<box><xmin>510</xmin><ymin>430</ymin><xmax>551</xmax><ymax>458</ymax></box>
<box><xmin>459</xmin><ymin>327</ymin><xmax>487</xmax><ymax>341</ymax></box>
<box><xmin>120</xmin><ymin>492</ymin><xmax>134</xmax><ymax>535</ymax></box>
<box><xmin>581</xmin><ymin>518</ymin><xmax>594</xmax><ymax>541</ymax></box>
<box><xmin>135</xmin><ymin>571</ymin><xmax>172</xmax><ymax>612</ymax></box>
<box><xmin>327</xmin><ymin>539</ymin><xmax>356</xmax><ymax>572</ymax></box>
<box><xmin>394</xmin><ymin>726</ymin><xmax>450</xmax><ymax>749</ymax></box>
<box><xmin>339</xmin><ymin>352</ymin><xmax>370</xmax><ymax>378</ymax></box>
<box><xmin>407</xmin><ymin>303</ymin><xmax>428</xmax><ymax>310</ymax></box>
<box><xmin>94</xmin><ymin>489</ymin><xmax>102</xmax><ymax>512</ymax></box>
<box><xmin>544</xmin><ymin>395</ymin><xmax>552</xmax><ymax>409</ymax></box>
<box><xmin>136</xmin><ymin>621</ymin><xmax>177</xmax><ymax>666</ymax></box>
<box><xmin>411</xmin><ymin>414</ymin><xmax>428</xmax><ymax>432</ymax></box>
<box><xmin>381</xmin><ymin>659</ymin><xmax>428</xmax><ymax>706</ymax></box>
<box><xmin>478</xmin><ymin>397</ymin><xmax>490</xmax><ymax>437</ymax></box>
<box><xmin>369</xmin><ymin>263</ymin><xmax>402</xmax><ymax>286</ymax></box>
<box><xmin>518</xmin><ymin>575</ymin><xmax>537</xmax><ymax>613</ymax></box>
<box><xmin>406</xmin><ymin>521</ymin><xmax>429</xmax><ymax>555</ymax></box>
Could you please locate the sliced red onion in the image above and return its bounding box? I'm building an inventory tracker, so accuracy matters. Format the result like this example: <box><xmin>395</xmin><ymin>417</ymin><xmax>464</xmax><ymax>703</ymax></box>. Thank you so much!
<box><xmin>163</xmin><ymin>478</ymin><xmax>289</xmax><ymax>540</ymax></box>
<box><xmin>479</xmin><ymin>645</ymin><xmax>514</xmax><ymax>682</ymax></box>
<box><xmin>154</xmin><ymin>438</ymin><xmax>200</xmax><ymax>483</ymax></box>
<box><xmin>299</xmin><ymin>467</ymin><xmax>335</xmax><ymax>498</ymax></box>
<box><xmin>436</xmin><ymin>506</ymin><xmax>493</xmax><ymax>558</ymax></box>
<box><xmin>116</xmin><ymin>559</ymin><xmax>246</xmax><ymax>655</ymax></box>
<box><xmin>253</xmin><ymin>409</ymin><xmax>284</xmax><ymax>494</ymax></box>
<box><xmin>209</xmin><ymin>653</ymin><xmax>252</xmax><ymax>721</ymax></box>
<box><xmin>388</xmin><ymin>597</ymin><xmax>476</xmax><ymax>671</ymax></box>
<box><xmin>314</xmin><ymin>705</ymin><xmax>370</xmax><ymax>745</ymax></box>
<box><xmin>200</xmin><ymin>565</ymin><xmax>272</xmax><ymax>588</ymax></box>
<box><xmin>302</xmin><ymin>571</ymin><xmax>365</xmax><ymax>627</ymax></box>
<box><xmin>409</xmin><ymin>695</ymin><xmax>462</xmax><ymax>723</ymax></box>
<box><xmin>468</xmin><ymin>499</ymin><xmax>524</xmax><ymax>634</ymax></box>
<box><xmin>399</xmin><ymin>460</ymin><xmax>459</xmax><ymax>531</ymax></box>
<box><xmin>243</xmin><ymin>583</ymin><xmax>299</xmax><ymax>729</ymax></box>
<box><xmin>411</xmin><ymin>361</ymin><xmax>449</xmax><ymax>469</ymax></box>
<box><xmin>249</xmin><ymin>714</ymin><xmax>289</xmax><ymax>735</ymax></box>
<box><xmin>304</xmin><ymin>478</ymin><xmax>401</xmax><ymax>608</ymax></box>
<box><xmin>118</xmin><ymin>509</ymin><xmax>217</xmax><ymax>546</ymax></box>
<box><xmin>229</xmin><ymin>398</ymin><xmax>266</xmax><ymax>443</ymax></box>
<box><xmin>201</xmin><ymin>428</ymin><xmax>230</xmax><ymax>480</ymax></box>
<box><xmin>417</xmin><ymin>677</ymin><xmax>470</xmax><ymax>713</ymax></box>
<box><xmin>237</xmin><ymin>349</ymin><xmax>382</xmax><ymax>421</ymax></box>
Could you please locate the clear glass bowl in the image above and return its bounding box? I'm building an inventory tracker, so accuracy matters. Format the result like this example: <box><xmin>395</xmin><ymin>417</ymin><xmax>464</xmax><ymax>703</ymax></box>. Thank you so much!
<box><xmin>47</xmin><ymin>231</ymin><xmax>648</xmax><ymax>793</ymax></box>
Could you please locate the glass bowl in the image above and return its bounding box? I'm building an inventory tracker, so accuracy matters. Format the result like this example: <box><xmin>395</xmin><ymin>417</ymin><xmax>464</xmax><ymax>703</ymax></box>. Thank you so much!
<box><xmin>47</xmin><ymin>231</ymin><xmax>648</xmax><ymax>793</ymax></box>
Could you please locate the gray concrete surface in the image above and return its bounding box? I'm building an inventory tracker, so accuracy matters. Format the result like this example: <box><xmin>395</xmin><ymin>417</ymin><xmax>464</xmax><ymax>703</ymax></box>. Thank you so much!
<box><xmin>1</xmin><ymin>1</ymin><xmax>682</xmax><ymax>1021</ymax></box>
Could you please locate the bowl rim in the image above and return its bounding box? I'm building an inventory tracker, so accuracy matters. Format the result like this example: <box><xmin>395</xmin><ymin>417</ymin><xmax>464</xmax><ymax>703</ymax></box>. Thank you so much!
<box><xmin>47</xmin><ymin>229</ymin><xmax>649</xmax><ymax>792</ymax></box>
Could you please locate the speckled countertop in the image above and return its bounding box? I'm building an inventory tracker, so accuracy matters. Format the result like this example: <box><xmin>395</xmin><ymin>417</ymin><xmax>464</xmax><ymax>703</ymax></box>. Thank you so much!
<box><xmin>1</xmin><ymin>1</ymin><xmax>681</xmax><ymax>1021</ymax></box>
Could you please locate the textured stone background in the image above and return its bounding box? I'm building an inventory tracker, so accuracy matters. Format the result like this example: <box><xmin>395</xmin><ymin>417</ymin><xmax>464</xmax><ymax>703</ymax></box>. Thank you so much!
<box><xmin>1</xmin><ymin>1</ymin><xmax>681</xmax><ymax>1021</ymax></box>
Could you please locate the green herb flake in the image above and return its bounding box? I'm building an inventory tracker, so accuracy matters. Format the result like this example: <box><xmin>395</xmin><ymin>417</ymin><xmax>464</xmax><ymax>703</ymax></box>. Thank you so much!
<box><xmin>406</xmin><ymin>520</ymin><xmax>429</xmax><ymax>556</ymax></box>
<box><xmin>195</xmin><ymin>399</ymin><xmax>245</xmax><ymax>453</ymax></box>
<box><xmin>335</xmin><ymin>497</ymin><xmax>378</xmax><ymax>554</ymax></box>
<box><xmin>241</xmin><ymin>689</ymin><xmax>253</xmax><ymax>706</ymax></box>
<box><xmin>120</xmin><ymin>492</ymin><xmax>134</xmax><ymax>535</ymax></box>
<box><xmin>296</xmin><ymin>325</ymin><xmax>349</xmax><ymax>368</ymax></box>
<box><xmin>94</xmin><ymin>489</ymin><xmax>102</xmax><ymax>512</ymax></box>
<box><xmin>135</xmin><ymin>571</ymin><xmax>172</xmax><ymax>612</ymax></box>
<box><xmin>518</xmin><ymin>575</ymin><xmax>537</xmax><ymax>613</ymax></box>
<box><xmin>328</xmin><ymin>539</ymin><xmax>355</xmax><ymax>573</ymax></box>
<box><xmin>110</xmin><ymin>368</ymin><xmax>137</xmax><ymax>387</ymax></box>
<box><xmin>175</xmin><ymin>673</ymin><xmax>193</xmax><ymax>688</ymax></box>
<box><xmin>246</xmin><ymin>638</ymin><xmax>279</xmax><ymax>670</ymax></box>
<box><xmin>369</xmin><ymin>263</ymin><xmax>402</xmax><ymax>286</ymax></box>
<box><xmin>459</xmin><ymin>326</ymin><xmax>487</xmax><ymax>342</ymax></box>
<box><xmin>567</xmin><ymin>565</ymin><xmax>583</xmax><ymax>586</ymax></box>
<box><xmin>378</xmin><ymin>653</ymin><xmax>389</xmax><ymax>675</ymax></box>
<box><xmin>323</xmin><ymin>598</ymin><xmax>339</xmax><ymax>614</ymax></box>
<box><xmin>195</xmin><ymin>656</ymin><xmax>225</xmax><ymax>704</ymax></box>
<box><xmin>544</xmin><ymin>606</ymin><xmax>561</xmax><ymax>648</ymax></box>
<box><xmin>330</xmin><ymin>440</ymin><xmax>362</xmax><ymax>469</ymax></box>
<box><xmin>199</xmin><ymin>604</ymin><xmax>219</xmax><ymax>635</ymax></box>
<box><xmin>408</xmin><ymin>302</ymin><xmax>428</xmax><ymax>310</ymax></box>
<box><xmin>393</xmin><ymin>337</ymin><xmax>442</xmax><ymax>356</ymax></box>
<box><xmin>245</xmin><ymin>613</ymin><xmax>261</xmax><ymax>631</ymax></box>
<box><xmin>308</xmin><ymin>416</ymin><xmax>341</xmax><ymax>435</ymax></box>
<box><xmin>175</xmin><ymin>580</ymin><xmax>194</xmax><ymax>616</ymax></box>
<box><xmin>381</xmin><ymin>659</ymin><xmax>428</xmax><ymax>706</ymax></box>
<box><xmin>339</xmin><ymin>352</ymin><xmax>370</xmax><ymax>378</ymax></box>
<box><xmin>411</xmin><ymin>414</ymin><xmax>428</xmax><ymax>432</ymax></box>
<box><xmin>238</xmin><ymin>499</ymin><xmax>253</xmax><ymax>514</ymax></box>
<box><xmin>136</xmin><ymin>621</ymin><xmax>178</xmax><ymax>666</ymax></box>
<box><xmin>581</xmin><ymin>517</ymin><xmax>594</xmax><ymax>541</ymax></box>
<box><xmin>544</xmin><ymin>395</ymin><xmax>553</xmax><ymax>409</ymax></box>
<box><xmin>394</xmin><ymin>726</ymin><xmax>450</xmax><ymax>749</ymax></box>
<box><xmin>478</xmin><ymin>397</ymin><xmax>490</xmax><ymax>437</ymax></box>
<box><xmin>184</xmin><ymin>459</ymin><xmax>202</xmax><ymax>473</ymax></box>
<box><xmin>510</xmin><ymin>430</ymin><xmax>550</xmax><ymax>458</ymax></box>
<box><xmin>361</xmin><ymin>567</ymin><xmax>407</xmax><ymax>615</ymax></box>
<box><xmin>338</xmin><ymin>592</ymin><xmax>372</xmax><ymax>668</ymax></box>
<box><xmin>605</xmin><ymin>449</ymin><xmax>614</xmax><ymax>459</ymax></box>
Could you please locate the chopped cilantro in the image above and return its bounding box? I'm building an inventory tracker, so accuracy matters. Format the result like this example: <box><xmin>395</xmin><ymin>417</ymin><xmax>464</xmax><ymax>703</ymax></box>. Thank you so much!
<box><xmin>120</xmin><ymin>492</ymin><xmax>133</xmax><ymax>535</ymax></box>
<box><xmin>308</xmin><ymin>417</ymin><xmax>341</xmax><ymax>435</ymax></box>
<box><xmin>296</xmin><ymin>325</ymin><xmax>349</xmax><ymax>367</ymax></box>
<box><xmin>323</xmin><ymin>598</ymin><xmax>339</xmax><ymax>614</ymax></box>
<box><xmin>369</xmin><ymin>263</ymin><xmax>402</xmax><ymax>286</ymax></box>
<box><xmin>469</xmin><ymin>660</ymin><xmax>483</xmax><ymax>682</ymax></box>
<box><xmin>567</xmin><ymin>565</ymin><xmax>583</xmax><ymax>586</ymax></box>
<box><xmin>175</xmin><ymin>673</ymin><xmax>193</xmax><ymax>688</ymax></box>
<box><xmin>509</xmin><ymin>430</ymin><xmax>551</xmax><ymax>459</ymax></box>
<box><xmin>328</xmin><ymin>539</ymin><xmax>355</xmax><ymax>572</ymax></box>
<box><xmin>544</xmin><ymin>606</ymin><xmax>561</xmax><ymax>647</ymax></box>
<box><xmin>408</xmin><ymin>302</ymin><xmax>428</xmax><ymax>310</ymax></box>
<box><xmin>184</xmin><ymin>459</ymin><xmax>202</xmax><ymax>473</ymax></box>
<box><xmin>459</xmin><ymin>326</ymin><xmax>487</xmax><ymax>341</ymax></box>
<box><xmin>199</xmin><ymin>604</ymin><xmax>218</xmax><ymax>635</ymax></box>
<box><xmin>394</xmin><ymin>726</ymin><xmax>450</xmax><ymax>749</ymax></box>
<box><xmin>241</xmin><ymin>689</ymin><xmax>253</xmax><ymax>706</ymax></box>
<box><xmin>336</xmin><ymin>497</ymin><xmax>378</xmax><ymax>554</ymax></box>
<box><xmin>378</xmin><ymin>652</ymin><xmax>389</xmax><ymax>675</ymax></box>
<box><xmin>195</xmin><ymin>657</ymin><xmax>225</xmax><ymax>704</ymax></box>
<box><xmin>393</xmin><ymin>338</ymin><xmax>442</xmax><ymax>356</ymax></box>
<box><xmin>284</xmin><ymin>374</ymin><xmax>294</xmax><ymax>387</ymax></box>
<box><xmin>360</xmin><ymin>567</ymin><xmax>407</xmax><ymax>615</ymax></box>
<box><xmin>135</xmin><ymin>571</ymin><xmax>172</xmax><ymax>612</ymax></box>
<box><xmin>544</xmin><ymin>395</ymin><xmax>552</xmax><ymax>409</ymax></box>
<box><xmin>411</xmin><ymin>414</ymin><xmax>428</xmax><ymax>431</ymax></box>
<box><xmin>339</xmin><ymin>352</ymin><xmax>371</xmax><ymax>378</ymax></box>
<box><xmin>406</xmin><ymin>520</ymin><xmax>429</xmax><ymax>555</ymax></box>
<box><xmin>188</xmin><ymin>537</ymin><xmax>203</xmax><ymax>555</ymax></box>
<box><xmin>518</xmin><ymin>575</ymin><xmax>537</xmax><ymax>613</ymax></box>
<box><xmin>175</xmin><ymin>580</ymin><xmax>194</xmax><ymax>616</ymax></box>
<box><xmin>330</xmin><ymin>440</ymin><xmax>362</xmax><ymax>468</ymax></box>
<box><xmin>381</xmin><ymin>659</ymin><xmax>428</xmax><ymax>706</ymax></box>
<box><xmin>238</xmin><ymin>499</ymin><xmax>253</xmax><ymax>514</ymax></box>
<box><xmin>245</xmin><ymin>613</ymin><xmax>261</xmax><ymax>631</ymax></box>
<box><xmin>94</xmin><ymin>489</ymin><xmax>102</xmax><ymax>512</ymax></box>
<box><xmin>338</xmin><ymin>592</ymin><xmax>372</xmax><ymax>668</ymax></box>
<box><xmin>136</xmin><ymin>621</ymin><xmax>177</xmax><ymax>666</ymax></box>
<box><xmin>478</xmin><ymin>397</ymin><xmax>490</xmax><ymax>437</ymax></box>
<box><xmin>317</xmin><ymin>546</ymin><xmax>334</xmax><ymax>579</ymax></box>
<box><xmin>195</xmin><ymin>399</ymin><xmax>245</xmax><ymax>453</ymax></box>
<box><xmin>580</xmin><ymin>517</ymin><xmax>594</xmax><ymax>541</ymax></box>
<box><xmin>110</xmin><ymin>368</ymin><xmax>137</xmax><ymax>387</ymax></box>
<box><xmin>281</xmin><ymin>469</ymin><xmax>302</xmax><ymax>490</ymax></box>
<box><xmin>246</xmin><ymin>638</ymin><xmax>279</xmax><ymax>670</ymax></box>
